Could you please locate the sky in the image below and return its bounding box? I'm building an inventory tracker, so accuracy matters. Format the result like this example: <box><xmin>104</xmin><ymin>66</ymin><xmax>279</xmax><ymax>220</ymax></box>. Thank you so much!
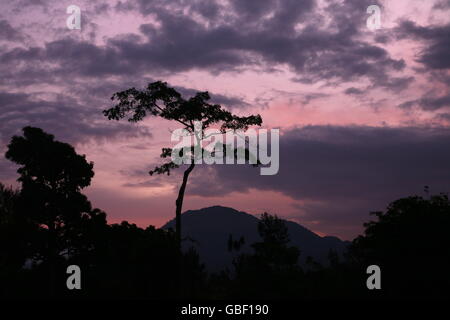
<box><xmin>0</xmin><ymin>0</ymin><xmax>450</xmax><ymax>240</ymax></box>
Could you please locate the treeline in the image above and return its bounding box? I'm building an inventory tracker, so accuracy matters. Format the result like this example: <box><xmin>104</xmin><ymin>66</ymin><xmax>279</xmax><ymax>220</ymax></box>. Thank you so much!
<box><xmin>1</xmin><ymin>127</ymin><xmax>450</xmax><ymax>299</ymax></box>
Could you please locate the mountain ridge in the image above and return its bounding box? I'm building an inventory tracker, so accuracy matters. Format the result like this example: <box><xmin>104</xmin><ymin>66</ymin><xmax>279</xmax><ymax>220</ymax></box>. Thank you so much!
<box><xmin>163</xmin><ymin>205</ymin><xmax>349</xmax><ymax>271</ymax></box>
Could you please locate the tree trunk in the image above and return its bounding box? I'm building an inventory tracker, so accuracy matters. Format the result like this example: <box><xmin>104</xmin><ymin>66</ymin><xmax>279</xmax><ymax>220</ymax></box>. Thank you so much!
<box><xmin>175</xmin><ymin>162</ymin><xmax>195</xmax><ymax>251</ymax></box>
<box><xmin>174</xmin><ymin>162</ymin><xmax>195</xmax><ymax>297</ymax></box>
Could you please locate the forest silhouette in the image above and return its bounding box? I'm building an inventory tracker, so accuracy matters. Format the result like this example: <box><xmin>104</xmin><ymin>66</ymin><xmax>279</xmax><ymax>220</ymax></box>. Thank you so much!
<box><xmin>1</xmin><ymin>83</ymin><xmax>450</xmax><ymax>300</ymax></box>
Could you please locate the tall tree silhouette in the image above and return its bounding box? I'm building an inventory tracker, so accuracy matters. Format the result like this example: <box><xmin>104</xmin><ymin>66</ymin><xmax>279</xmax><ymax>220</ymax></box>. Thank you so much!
<box><xmin>103</xmin><ymin>81</ymin><xmax>262</xmax><ymax>251</ymax></box>
<box><xmin>5</xmin><ymin>126</ymin><xmax>99</xmax><ymax>295</ymax></box>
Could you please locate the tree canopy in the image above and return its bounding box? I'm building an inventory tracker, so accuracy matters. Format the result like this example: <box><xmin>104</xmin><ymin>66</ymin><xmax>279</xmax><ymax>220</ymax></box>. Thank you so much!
<box><xmin>103</xmin><ymin>81</ymin><xmax>263</xmax><ymax>252</ymax></box>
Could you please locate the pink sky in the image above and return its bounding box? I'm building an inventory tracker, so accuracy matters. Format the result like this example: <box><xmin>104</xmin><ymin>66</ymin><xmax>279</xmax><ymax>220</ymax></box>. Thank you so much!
<box><xmin>1</xmin><ymin>0</ymin><xmax>450</xmax><ymax>240</ymax></box>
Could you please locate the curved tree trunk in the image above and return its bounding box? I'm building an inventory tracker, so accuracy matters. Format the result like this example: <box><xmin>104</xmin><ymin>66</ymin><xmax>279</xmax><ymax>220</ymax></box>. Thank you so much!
<box><xmin>174</xmin><ymin>162</ymin><xmax>195</xmax><ymax>297</ymax></box>
<box><xmin>175</xmin><ymin>162</ymin><xmax>195</xmax><ymax>251</ymax></box>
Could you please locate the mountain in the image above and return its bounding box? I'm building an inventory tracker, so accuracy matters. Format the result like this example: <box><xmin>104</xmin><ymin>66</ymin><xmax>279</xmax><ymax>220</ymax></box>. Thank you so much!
<box><xmin>162</xmin><ymin>206</ymin><xmax>349</xmax><ymax>271</ymax></box>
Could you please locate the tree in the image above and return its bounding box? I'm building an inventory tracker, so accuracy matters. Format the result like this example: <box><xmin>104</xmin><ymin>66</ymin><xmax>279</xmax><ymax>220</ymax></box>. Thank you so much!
<box><xmin>351</xmin><ymin>194</ymin><xmax>450</xmax><ymax>298</ymax></box>
<box><xmin>5</xmin><ymin>126</ymin><xmax>103</xmax><ymax>295</ymax></box>
<box><xmin>227</xmin><ymin>213</ymin><xmax>303</xmax><ymax>298</ymax></box>
<box><xmin>251</xmin><ymin>213</ymin><xmax>300</xmax><ymax>270</ymax></box>
<box><xmin>0</xmin><ymin>183</ymin><xmax>36</xmax><ymax>276</ymax></box>
<box><xmin>103</xmin><ymin>81</ymin><xmax>262</xmax><ymax>251</ymax></box>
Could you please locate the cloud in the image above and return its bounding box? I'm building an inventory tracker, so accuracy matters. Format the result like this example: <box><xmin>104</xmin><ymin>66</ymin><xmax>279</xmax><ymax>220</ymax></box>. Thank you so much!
<box><xmin>0</xmin><ymin>0</ymin><xmax>405</xmax><ymax>88</ymax></box>
<box><xmin>436</xmin><ymin>113</ymin><xmax>450</xmax><ymax>122</ymax></box>
<box><xmin>398</xmin><ymin>93</ymin><xmax>450</xmax><ymax>111</ymax></box>
<box><xmin>0</xmin><ymin>91</ymin><xmax>151</xmax><ymax>145</ymax></box>
<box><xmin>396</xmin><ymin>20</ymin><xmax>450</xmax><ymax>70</ymax></box>
<box><xmin>0</xmin><ymin>20</ymin><xmax>24</xmax><ymax>41</ymax></box>
<box><xmin>433</xmin><ymin>0</ymin><xmax>450</xmax><ymax>10</ymax></box>
<box><xmin>344</xmin><ymin>87</ymin><xmax>365</xmax><ymax>95</ymax></box>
